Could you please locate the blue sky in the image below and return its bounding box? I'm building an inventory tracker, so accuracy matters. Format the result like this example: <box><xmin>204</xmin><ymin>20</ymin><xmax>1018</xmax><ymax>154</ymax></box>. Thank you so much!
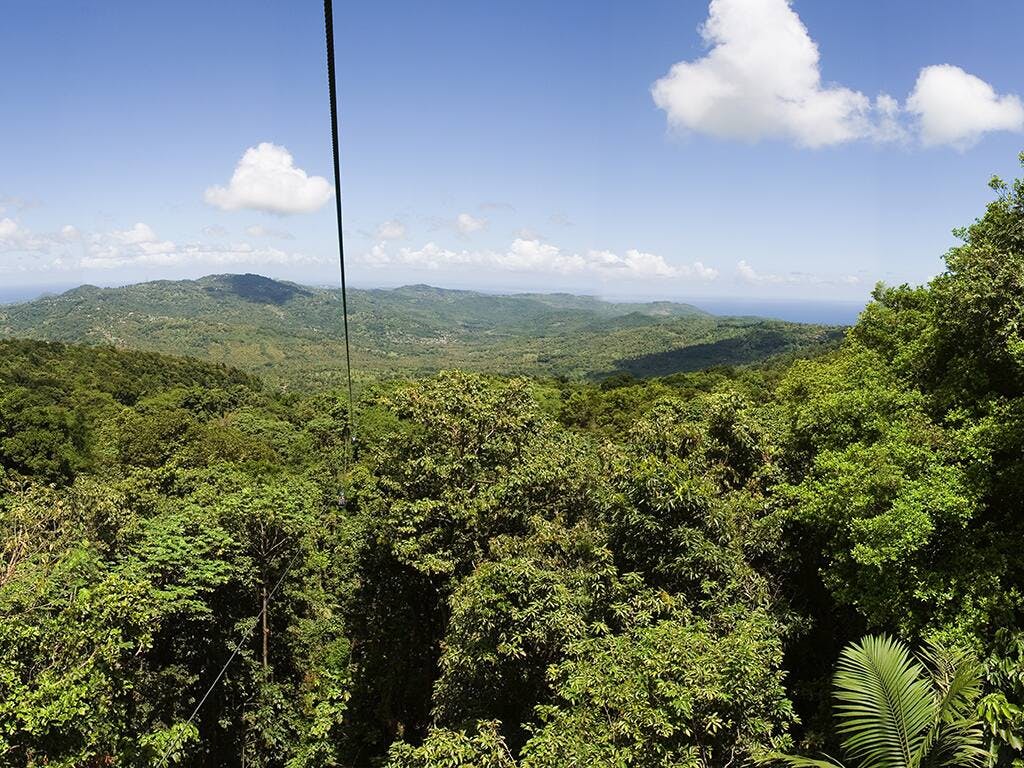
<box><xmin>2</xmin><ymin>0</ymin><xmax>1023</xmax><ymax>301</ymax></box>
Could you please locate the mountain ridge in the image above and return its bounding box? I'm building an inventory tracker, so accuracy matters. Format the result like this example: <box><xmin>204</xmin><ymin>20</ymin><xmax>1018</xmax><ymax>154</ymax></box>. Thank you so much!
<box><xmin>0</xmin><ymin>273</ymin><xmax>844</xmax><ymax>387</ymax></box>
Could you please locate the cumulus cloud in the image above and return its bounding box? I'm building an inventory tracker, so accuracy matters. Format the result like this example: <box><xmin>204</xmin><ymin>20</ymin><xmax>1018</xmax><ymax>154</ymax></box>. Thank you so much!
<box><xmin>112</xmin><ymin>222</ymin><xmax>161</xmax><ymax>245</ymax></box>
<box><xmin>907</xmin><ymin>64</ymin><xmax>1024</xmax><ymax>148</ymax></box>
<box><xmin>652</xmin><ymin>0</ymin><xmax>875</xmax><ymax>148</ymax></box>
<box><xmin>376</xmin><ymin>220</ymin><xmax>406</xmax><ymax>240</ymax></box>
<box><xmin>204</xmin><ymin>142</ymin><xmax>333</xmax><ymax>214</ymax></box>
<box><xmin>364</xmin><ymin>237</ymin><xmax>718</xmax><ymax>282</ymax></box>
<box><xmin>652</xmin><ymin>0</ymin><xmax>1022</xmax><ymax>149</ymax></box>
<box><xmin>456</xmin><ymin>212</ymin><xmax>487</xmax><ymax>234</ymax></box>
<box><xmin>736</xmin><ymin>259</ymin><xmax>861</xmax><ymax>286</ymax></box>
<box><xmin>497</xmin><ymin>238</ymin><xmax>584</xmax><ymax>273</ymax></box>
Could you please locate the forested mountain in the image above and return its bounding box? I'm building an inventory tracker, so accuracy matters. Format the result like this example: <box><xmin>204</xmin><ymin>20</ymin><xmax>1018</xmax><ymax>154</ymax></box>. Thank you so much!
<box><xmin>2</xmin><ymin>159</ymin><xmax>1024</xmax><ymax>767</ymax></box>
<box><xmin>0</xmin><ymin>276</ymin><xmax>842</xmax><ymax>386</ymax></box>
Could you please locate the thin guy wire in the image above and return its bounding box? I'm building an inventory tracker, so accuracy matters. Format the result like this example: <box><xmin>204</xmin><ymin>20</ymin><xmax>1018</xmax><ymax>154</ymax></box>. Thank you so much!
<box><xmin>154</xmin><ymin>548</ymin><xmax>302</xmax><ymax>768</ymax></box>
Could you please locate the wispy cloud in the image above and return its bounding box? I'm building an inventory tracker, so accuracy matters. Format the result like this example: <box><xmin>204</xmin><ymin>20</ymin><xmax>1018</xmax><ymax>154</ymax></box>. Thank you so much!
<box><xmin>364</xmin><ymin>237</ymin><xmax>718</xmax><ymax>281</ymax></box>
<box><xmin>479</xmin><ymin>201</ymin><xmax>517</xmax><ymax>213</ymax></box>
<box><xmin>736</xmin><ymin>259</ymin><xmax>862</xmax><ymax>287</ymax></box>
<box><xmin>0</xmin><ymin>217</ymin><xmax>75</xmax><ymax>255</ymax></box>
<box><xmin>375</xmin><ymin>219</ymin><xmax>407</xmax><ymax>241</ymax></box>
<box><xmin>456</xmin><ymin>212</ymin><xmax>487</xmax><ymax>235</ymax></box>
<box><xmin>245</xmin><ymin>224</ymin><xmax>295</xmax><ymax>240</ymax></box>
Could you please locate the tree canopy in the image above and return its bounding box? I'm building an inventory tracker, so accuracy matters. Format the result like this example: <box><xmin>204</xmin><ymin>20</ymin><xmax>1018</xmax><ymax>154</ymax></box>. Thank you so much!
<box><xmin>3</xmin><ymin>154</ymin><xmax>1024</xmax><ymax>766</ymax></box>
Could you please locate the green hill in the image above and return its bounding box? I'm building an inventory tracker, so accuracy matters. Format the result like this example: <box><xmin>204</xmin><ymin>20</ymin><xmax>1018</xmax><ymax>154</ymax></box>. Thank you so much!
<box><xmin>0</xmin><ymin>273</ymin><xmax>843</xmax><ymax>387</ymax></box>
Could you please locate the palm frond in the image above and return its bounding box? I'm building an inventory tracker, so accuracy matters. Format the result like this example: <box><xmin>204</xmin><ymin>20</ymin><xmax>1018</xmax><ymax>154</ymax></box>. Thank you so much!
<box><xmin>916</xmin><ymin>719</ymin><xmax>988</xmax><ymax>768</ymax></box>
<box><xmin>918</xmin><ymin>640</ymin><xmax>983</xmax><ymax>722</ymax></box>
<box><xmin>832</xmin><ymin>634</ymin><xmax>935</xmax><ymax>768</ymax></box>
<box><xmin>915</xmin><ymin>640</ymin><xmax>987</xmax><ymax>768</ymax></box>
<box><xmin>777</xmin><ymin>635</ymin><xmax>990</xmax><ymax>768</ymax></box>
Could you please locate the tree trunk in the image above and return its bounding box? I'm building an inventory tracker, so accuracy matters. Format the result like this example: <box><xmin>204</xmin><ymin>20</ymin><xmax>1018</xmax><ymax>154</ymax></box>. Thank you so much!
<box><xmin>261</xmin><ymin>579</ymin><xmax>269</xmax><ymax>671</ymax></box>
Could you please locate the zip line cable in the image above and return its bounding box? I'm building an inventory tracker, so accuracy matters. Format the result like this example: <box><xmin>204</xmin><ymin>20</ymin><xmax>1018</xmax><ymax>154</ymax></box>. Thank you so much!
<box><xmin>155</xmin><ymin>7</ymin><xmax>353</xmax><ymax>764</ymax></box>
<box><xmin>324</xmin><ymin>0</ymin><xmax>356</xmax><ymax>457</ymax></box>
<box><xmin>154</xmin><ymin>547</ymin><xmax>303</xmax><ymax>768</ymax></box>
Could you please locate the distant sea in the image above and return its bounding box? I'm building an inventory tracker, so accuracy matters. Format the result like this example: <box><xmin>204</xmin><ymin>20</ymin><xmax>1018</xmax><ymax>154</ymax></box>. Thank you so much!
<box><xmin>0</xmin><ymin>285</ymin><xmax>77</xmax><ymax>305</ymax></box>
<box><xmin>686</xmin><ymin>298</ymin><xmax>866</xmax><ymax>326</ymax></box>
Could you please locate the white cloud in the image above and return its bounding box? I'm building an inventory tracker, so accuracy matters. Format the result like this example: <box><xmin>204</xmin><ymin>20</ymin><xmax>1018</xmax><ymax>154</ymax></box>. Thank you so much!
<box><xmin>736</xmin><ymin>259</ymin><xmax>781</xmax><ymax>284</ymax></box>
<box><xmin>872</xmin><ymin>94</ymin><xmax>907</xmax><ymax>144</ymax></box>
<box><xmin>0</xmin><ymin>218</ymin><xmax>19</xmax><ymax>239</ymax></box>
<box><xmin>907</xmin><ymin>64</ymin><xmax>1024</xmax><ymax>148</ymax></box>
<box><xmin>516</xmin><ymin>227</ymin><xmax>544</xmax><ymax>240</ymax></box>
<box><xmin>0</xmin><ymin>217</ymin><xmax>319</xmax><ymax>273</ymax></box>
<box><xmin>113</xmin><ymin>222</ymin><xmax>160</xmax><ymax>244</ymax></box>
<box><xmin>86</xmin><ymin>224</ymin><xmax>172</xmax><ymax>267</ymax></box>
<box><xmin>456</xmin><ymin>212</ymin><xmax>486</xmax><ymax>234</ymax></box>
<box><xmin>652</xmin><ymin>0</ymin><xmax>874</xmax><ymax>148</ymax></box>
<box><xmin>498</xmin><ymin>238</ymin><xmax>584</xmax><ymax>273</ymax></box>
<box><xmin>376</xmin><ymin>219</ymin><xmax>406</xmax><ymax>240</ymax></box>
<box><xmin>364</xmin><ymin>237</ymin><xmax>718</xmax><ymax>282</ymax></box>
<box><xmin>736</xmin><ymin>259</ymin><xmax>861</xmax><ymax>286</ymax></box>
<box><xmin>79</xmin><ymin>240</ymin><xmax>317</xmax><ymax>270</ymax></box>
<box><xmin>691</xmin><ymin>262</ymin><xmax>720</xmax><ymax>281</ymax></box>
<box><xmin>0</xmin><ymin>217</ymin><xmax>55</xmax><ymax>253</ymax></box>
<box><xmin>204</xmin><ymin>142</ymin><xmax>333</xmax><ymax>214</ymax></box>
<box><xmin>652</xmin><ymin>0</ymin><xmax>1022</xmax><ymax>149</ymax></box>
<box><xmin>81</xmin><ymin>223</ymin><xmax>319</xmax><ymax>269</ymax></box>
<box><xmin>584</xmin><ymin>248</ymin><xmax>717</xmax><ymax>279</ymax></box>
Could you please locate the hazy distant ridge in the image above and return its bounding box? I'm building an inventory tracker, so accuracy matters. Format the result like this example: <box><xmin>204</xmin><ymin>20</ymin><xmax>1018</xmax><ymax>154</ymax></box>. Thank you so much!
<box><xmin>0</xmin><ymin>273</ymin><xmax>843</xmax><ymax>386</ymax></box>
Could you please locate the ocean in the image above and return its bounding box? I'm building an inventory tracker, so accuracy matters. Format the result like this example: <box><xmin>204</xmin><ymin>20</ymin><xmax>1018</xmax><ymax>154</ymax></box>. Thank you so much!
<box><xmin>687</xmin><ymin>298</ymin><xmax>866</xmax><ymax>325</ymax></box>
<box><xmin>0</xmin><ymin>285</ymin><xmax>78</xmax><ymax>305</ymax></box>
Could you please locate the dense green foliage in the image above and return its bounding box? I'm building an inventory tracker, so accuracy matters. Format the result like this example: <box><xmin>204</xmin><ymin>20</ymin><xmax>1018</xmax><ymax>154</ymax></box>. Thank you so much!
<box><xmin>0</xmin><ymin>277</ymin><xmax>841</xmax><ymax>387</ymax></box>
<box><xmin>2</xmin><ymin>157</ymin><xmax>1024</xmax><ymax>766</ymax></box>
